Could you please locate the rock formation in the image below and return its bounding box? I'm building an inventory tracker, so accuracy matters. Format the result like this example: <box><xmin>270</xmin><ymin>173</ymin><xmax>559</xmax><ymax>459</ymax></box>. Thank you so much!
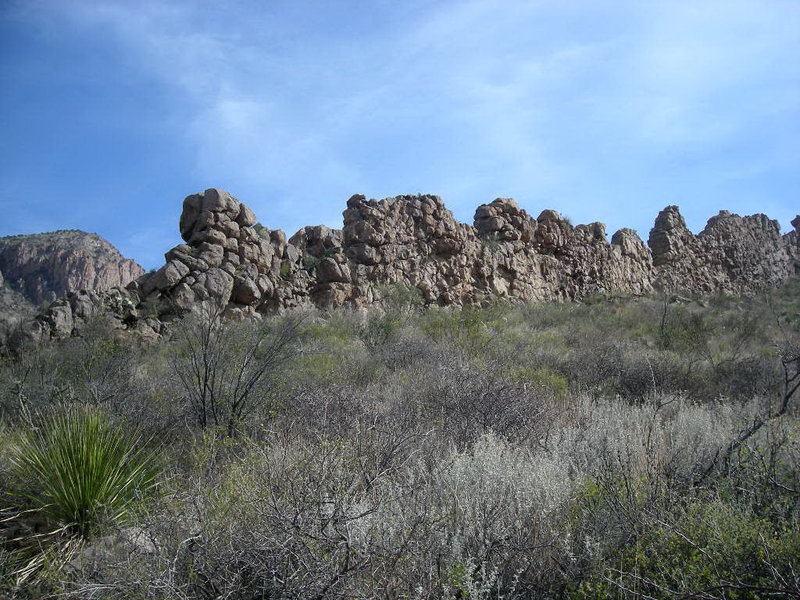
<box><xmin>648</xmin><ymin>207</ymin><xmax>797</xmax><ymax>294</ymax></box>
<box><xmin>0</xmin><ymin>230</ymin><xmax>144</xmax><ymax>306</ymax></box>
<box><xmin>21</xmin><ymin>189</ymin><xmax>800</xmax><ymax>341</ymax></box>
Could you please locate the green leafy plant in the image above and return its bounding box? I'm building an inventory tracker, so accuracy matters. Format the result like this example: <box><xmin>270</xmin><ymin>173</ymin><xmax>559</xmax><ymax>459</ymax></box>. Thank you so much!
<box><xmin>10</xmin><ymin>406</ymin><xmax>160</xmax><ymax>540</ymax></box>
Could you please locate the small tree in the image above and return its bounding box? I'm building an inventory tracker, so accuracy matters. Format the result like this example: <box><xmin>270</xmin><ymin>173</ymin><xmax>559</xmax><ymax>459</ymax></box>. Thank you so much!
<box><xmin>171</xmin><ymin>303</ymin><xmax>302</xmax><ymax>436</ymax></box>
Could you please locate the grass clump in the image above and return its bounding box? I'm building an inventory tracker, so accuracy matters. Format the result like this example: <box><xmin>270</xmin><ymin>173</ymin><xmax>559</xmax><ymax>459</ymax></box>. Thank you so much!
<box><xmin>10</xmin><ymin>406</ymin><xmax>159</xmax><ymax>540</ymax></box>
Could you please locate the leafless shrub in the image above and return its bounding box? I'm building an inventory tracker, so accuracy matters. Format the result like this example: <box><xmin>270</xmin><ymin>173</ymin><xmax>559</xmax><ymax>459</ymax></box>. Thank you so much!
<box><xmin>170</xmin><ymin>304</ymin><xmax>303</xmax><ymax>436</ymax></box>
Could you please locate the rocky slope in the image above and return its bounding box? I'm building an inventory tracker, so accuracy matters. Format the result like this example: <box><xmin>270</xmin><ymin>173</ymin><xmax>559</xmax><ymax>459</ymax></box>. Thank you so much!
<box><xmin>22</xmin><ymin>189</ymin><xmax>800</xmax><ymax>341</ymax></box>
<box><xmin>0</xmin><ymin>230</ymin><xmax>144</xmax><ymax>306</ymax></box>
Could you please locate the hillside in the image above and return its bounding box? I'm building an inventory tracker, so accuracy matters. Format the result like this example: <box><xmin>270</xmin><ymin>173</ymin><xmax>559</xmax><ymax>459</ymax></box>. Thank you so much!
<box><xmin>0</xmin><ymin>270</ymin><xmax>36</xmax><ymax>344</ymax></box>
<box><xmin>0</xmin><ymin>230</ymin><xmax>144</xmax><ymax>307</ymax></box>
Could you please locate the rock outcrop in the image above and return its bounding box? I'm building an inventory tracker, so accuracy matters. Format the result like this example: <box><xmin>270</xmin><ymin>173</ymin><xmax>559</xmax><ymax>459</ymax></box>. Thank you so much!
<box><xmin>649</xmin><ymin>207</ymin><xmax>797</xmax><ymax>294</ymax></box>
<box><xmin>0</xmin><ymin>230</ymin><xmax>144</xmax><ymax>306</ymax></box>
<box><xmin>22</xmin><ymin>189</ymin><xmax>800</xmax><ymax>340</ymax></box>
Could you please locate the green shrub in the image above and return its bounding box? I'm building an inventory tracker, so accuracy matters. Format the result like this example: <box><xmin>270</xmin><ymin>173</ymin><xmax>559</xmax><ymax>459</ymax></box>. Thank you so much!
<box><xmin>507</xmin><ymin>365</ymin><xmax>568</xmax><ymax>397</ymax></box>
<box><xmin>10</xmin><ymin>406</ymin><xmax>160</xmax><ymax>540</ymax></box>
<box><xmin>279</xmin><ymin>260</ymin><xmax>292</xmax><ymax>280</ymax></box>
<box><xmin>571</xmin><ymin>497</ymin><xmax>800</xmax><ymax>599</ymax></box>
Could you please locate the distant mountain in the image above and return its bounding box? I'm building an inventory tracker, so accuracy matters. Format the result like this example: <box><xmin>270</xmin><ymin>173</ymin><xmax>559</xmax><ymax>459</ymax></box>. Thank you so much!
<box><xmin>0</xmin><ymin>230</ymin><xmax>144</xmax><ymax>307</ymax></box>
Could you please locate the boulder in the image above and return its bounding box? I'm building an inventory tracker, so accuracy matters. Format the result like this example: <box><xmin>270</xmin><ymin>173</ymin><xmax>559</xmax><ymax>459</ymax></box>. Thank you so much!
<box><xmin>232</xmin><ymin>275</ymin><xmax>260</xmax><ymax>305</ymax></box>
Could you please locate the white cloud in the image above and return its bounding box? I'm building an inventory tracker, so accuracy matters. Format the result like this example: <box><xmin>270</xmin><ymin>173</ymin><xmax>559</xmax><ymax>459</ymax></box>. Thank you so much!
<box><xmin>10</xmin><ymin>0</ymin><xmax>798</xmax><ymax>243</ymax></box>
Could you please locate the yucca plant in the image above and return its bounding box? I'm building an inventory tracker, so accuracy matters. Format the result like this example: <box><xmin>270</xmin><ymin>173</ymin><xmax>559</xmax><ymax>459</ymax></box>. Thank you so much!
<box><xmin>10</xmin><ymin>406</ymin><xmax>160</xmax><ymax>540</ymax></box>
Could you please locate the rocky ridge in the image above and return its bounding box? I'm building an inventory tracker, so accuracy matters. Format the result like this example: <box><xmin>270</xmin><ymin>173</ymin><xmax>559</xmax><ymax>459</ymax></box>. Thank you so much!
<box><xmin>22</xmin><ymin>189</ymin><xmax>800</xmax><ymax>340</ymax></box>
<box><xmin>0</xmin><ymin>230</ymin><xmax>144</xmax><ymax>306</ymax></box>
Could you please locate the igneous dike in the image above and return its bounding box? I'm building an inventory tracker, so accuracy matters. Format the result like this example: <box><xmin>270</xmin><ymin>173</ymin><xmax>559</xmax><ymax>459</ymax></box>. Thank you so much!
<box><xmin>23</xmin><ymin>189</ymin><xmax>800</xmax><ymax>340</ymax></box>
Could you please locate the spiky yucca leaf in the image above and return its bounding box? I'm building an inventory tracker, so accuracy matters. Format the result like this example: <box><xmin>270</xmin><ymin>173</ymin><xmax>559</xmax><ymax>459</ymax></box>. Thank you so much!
<box><xmin>11</xmin><ymin>407</ymin><xmax>159</xmax><ymax>539</ymax></box>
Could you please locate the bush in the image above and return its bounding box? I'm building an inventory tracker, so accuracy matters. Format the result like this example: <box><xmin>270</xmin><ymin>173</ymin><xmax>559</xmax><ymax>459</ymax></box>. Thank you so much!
<box><xmin>9</xmin><ymin>406</ymin><xmax>160</xmax><ymax>540</ymax></box>
<box><xmin>170</xmin><ymin>305</ymin><xmax>303</xmax><ymax>435</ymax></box>
<box><xmin>1</xmin><ymin>283</ymin><xmax>798</xmax><ymax>597</ymax></box>
<box><xmin>574</xmin><ymin>499</ymin><xmax>800</xmax><ymax>599</ymax></box>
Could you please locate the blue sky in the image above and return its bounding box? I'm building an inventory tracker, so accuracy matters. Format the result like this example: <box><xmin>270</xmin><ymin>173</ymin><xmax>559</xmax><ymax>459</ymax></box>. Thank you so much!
<box><xmin>1</xmin><ymin>0</ymin><xmax>798</xmax><ymax>270</ymax></box>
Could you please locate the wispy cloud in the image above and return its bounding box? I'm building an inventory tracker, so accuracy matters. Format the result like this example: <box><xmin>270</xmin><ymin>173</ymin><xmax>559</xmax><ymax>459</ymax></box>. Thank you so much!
<box><xmin>2</xmin><ymin>0</ymin><xmax>798</xmax><ymax>267</ymax></box>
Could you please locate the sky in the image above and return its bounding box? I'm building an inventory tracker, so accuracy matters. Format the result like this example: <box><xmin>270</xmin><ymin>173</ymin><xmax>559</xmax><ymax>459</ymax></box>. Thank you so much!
<box><xmin>0</xmin><ymin>0</ymin><xmax>798</xmax><ymax>270</ymax></box>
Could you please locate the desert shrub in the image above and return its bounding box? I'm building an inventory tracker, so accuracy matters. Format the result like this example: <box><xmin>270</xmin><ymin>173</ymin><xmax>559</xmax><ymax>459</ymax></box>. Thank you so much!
<box><xmin>573</xmin><ymin>498</ymin><xmax>800</xmax><ymax>599</ymax></box>
<box><xmin>170</xmin><ymin>305</ymin><xmax>303</xmax><ymax>435</ymax></box>
<box><xmin>431</xmin><ymin>433</ymin><xmax>574</xmax><ymax>595</ymax></box>
<box><xmin>91</xmin><ymin>428</ymin><xmax>575</xmax><ymax>599</ymax></box>
<box><xmin>411</xmin><ymin>349</ymin><xmax>556</xmax><ymax>448</ymax></box>
<box><xmin>376</xmin><ymin>281</ymin><xmax>425</xmax><ymax>312</ymax></box>
<box><xmin>563</xmin><ymin>389</ymin><xmax>800</xmax><ymax>598</ymax></box>
<box><xmin>506</xmin><ymin>365</ymin><xmax>568</xmax><ymax>398</ymax></box>
<box><xmin>712</xmin><ymin>415</ymin><xmax>800</xmax><ymax>521</ymax></box>
<box><xmin>360</xmin><ymin>309</ymin><xmax>404</xmax><ymax>349</ymax></box>
<box><xmin>9</xmin><ymin>406</ymin><xmax>160</xmax><ymax>540</ymax></box>
<box><xmin>301</xmin><ymin>253</ymin><xmax>320</xmax><ymax>273</ymax></box>
<box><xmin>714</xmin><ymin>353</ymin><xmax>781</xmax><ymax>399</ymax></box>
<box><xmin>558</xmin><ymin>341</ymin><xmax>625</xmax><ymax>396</ymax></box>
<box><xmin>420</xmin><ymin>305</ymin><xmax>507</xmax><ymax>356</ymax></box>
<box><xmin>0</xmin><ymin>316</ymin><xmax>142</xmax><ymax>423</ymax></box>
<box><xmin>659</xmin><ymin>305</ymin><xmax>714</xmax><ymax>353</ymax></box>
<box><xmin>354</xmin><ymin>284</ymin><xmax>424</xmax><ymax>351</ymax></box>
<box><xmin>1</xmin><ymin>283</ymin><xmax>798</xmax><ymax>598</ymax></box>
<box><xmin>98</xmin><ymin>429</ymin><xmax>421</xmax><ymax>599</ymax></box>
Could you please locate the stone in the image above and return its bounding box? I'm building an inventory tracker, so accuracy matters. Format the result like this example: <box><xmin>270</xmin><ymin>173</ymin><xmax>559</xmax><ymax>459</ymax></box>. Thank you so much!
<box><xmin>648</xmin><ymin>206</ymin><xmax>793</xmax><ymax>294</ymax></box>
<box><xmin>153</xmin><ymin>260</ymin><xmax>190</xmax><ymax>291</ymax></box>
<box><xmin>317</xmin><ymin>257</ymin><xmax>347</xmax><ymax>283</ymax></box>
<box><xmin>232</xmin><ymin>275</ymin><xmax>260</xmax><ymax>305</ymax></box>
<box><xmin>194</xmin><ymin>268</ymin><xmax>234</xmax><ymax>302</ymax></box>
<box><xmin>201</xmin><ymin>188</ymin><xmax>238</xmax><ymax>215</ymax></box>
<box><xmin>236</xmin><ymin>203</ymin><xmax>257</xmax><ymax>227</ymax></box>
<box><xmin>69</xmin><ymin>290</ymin><xmax>97</xmax><ymax>320</ymax></box>
<box><xmin>165</xmin><ymin>248</ymin><xmax>209</xmax><ymax>273</ymax></box>
<box><xmin>197</xmin><ymin>243</ymin><xmax>224</xmax><ymax>268</ymax></box>
<box><xmin>191</xmin><ymin>228</ymin><xmax>227</xmax><ymax>247</ymax></box>
<box><xmin>45</xmin><ymin>300</ymin><xmax>73</xmax><ymax>337</ymax></box>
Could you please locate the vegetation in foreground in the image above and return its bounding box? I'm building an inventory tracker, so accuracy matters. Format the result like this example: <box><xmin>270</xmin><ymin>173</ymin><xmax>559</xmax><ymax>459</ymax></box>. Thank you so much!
<box><xmin>0</xmin><ymin>279</ymin><xmax>798</xmax><ymax>599</ymax></box>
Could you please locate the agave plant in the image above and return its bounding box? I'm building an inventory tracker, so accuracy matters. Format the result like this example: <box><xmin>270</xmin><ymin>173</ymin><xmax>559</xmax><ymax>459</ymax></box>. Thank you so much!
<box><xmin>11</xmin><ymin>406</ymin><xmax>160</xmax><ymax>540</ymax></box>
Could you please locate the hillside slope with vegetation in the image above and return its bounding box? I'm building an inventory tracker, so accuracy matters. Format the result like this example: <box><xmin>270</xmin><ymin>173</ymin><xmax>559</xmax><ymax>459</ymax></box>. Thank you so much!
<box><xmin>0</xmin><ymin>279</ymin><xmax>798</xmax><ymax>599</ymax></box>
<box><xmin>0</xmin><ymin>271</ymin><xmax>36</xmax><ymax>345</ymax></box>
